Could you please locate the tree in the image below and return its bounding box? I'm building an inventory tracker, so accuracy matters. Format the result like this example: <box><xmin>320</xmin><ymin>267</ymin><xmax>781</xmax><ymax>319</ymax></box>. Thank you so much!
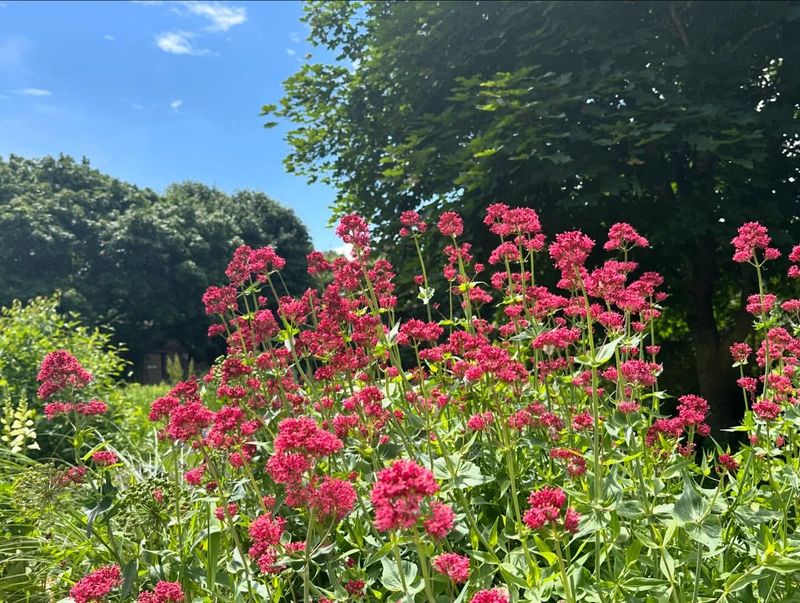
<box><xmin>267</xmin><ymin>1</ymin><xmax>800</xmax><ymax>432</ymax></box>
<box><xmin>0</xmin><ymin>155</ymin><xmax>312</xmax><ymax>368</ymax></box>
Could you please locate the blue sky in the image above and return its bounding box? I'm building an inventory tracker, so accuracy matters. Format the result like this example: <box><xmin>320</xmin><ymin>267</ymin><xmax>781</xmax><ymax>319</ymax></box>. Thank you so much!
<box><xmin>0</xmin><ymin>0</ymin><xmax>342</xmax><ymax>250</ymax></box>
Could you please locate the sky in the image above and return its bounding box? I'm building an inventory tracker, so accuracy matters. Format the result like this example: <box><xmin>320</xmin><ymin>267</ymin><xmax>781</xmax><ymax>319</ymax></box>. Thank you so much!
<box><xmin>0</xmin><ymin>0</ymin><xmax>342</xmax><ymax>250</ymax></box>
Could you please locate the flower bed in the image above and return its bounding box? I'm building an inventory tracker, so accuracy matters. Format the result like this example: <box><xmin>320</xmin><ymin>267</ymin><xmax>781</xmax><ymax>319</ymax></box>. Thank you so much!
<box><xmin>20</xmin><ymin>209</ymin><xmax>800</xmax><ymax>602</ymax></box>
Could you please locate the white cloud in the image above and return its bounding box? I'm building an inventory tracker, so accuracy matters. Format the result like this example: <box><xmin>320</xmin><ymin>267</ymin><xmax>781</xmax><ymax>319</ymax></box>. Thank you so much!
<box><xmin>286</xmin><ymin>48</ymin><xmax>296</xmax><ymax>57</ymax></box>
<box><xmin>132</xmin><ymin>103</ymin><xmax>143</xmax><ymax>110</ymax></box>
<box><xmin>13</xmin><ymin>87</ymin><xmax>52</xmax><ymax>96</ymax></box>
<box><xmin>155</xmin><ymin>31</ymin><xmax>209</xmax><ymax>55</ymax></box>
<box><xmin>333</xmin><ymin>243</ymin><xmax>354</xmax><ymax>259</ymax></box>
<box><xmin>170</xmin><ymin>99</ymin><xmax>183</xmax><ymax>110</ymax></box>
<box><xmin>104</xmin><ymin>34</ymin><xmax>116</xmax><ymax>41</ymax></box>
<box><xmin>289</xmin><ymin>31</ymin><xmax>301</xmax><ymax>43</ymax></box>
<box><xmin>181</xmin><ymin>2</ymin><xmax>247</xmax><ymax>32</ymax></box>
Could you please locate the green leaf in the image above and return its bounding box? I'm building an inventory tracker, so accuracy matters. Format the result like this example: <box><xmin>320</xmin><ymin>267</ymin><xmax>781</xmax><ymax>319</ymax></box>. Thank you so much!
<box><xmin>120</xmin><ymin>559</ymin><xmax>138</xmax><ymax>599</ymax></box>
<box><xmin>380</xmin><ymin>557</ymin><xmax>422</xmax><ymax>594</ymax></box>
<box><xmin>672</xmin><ymin>477</ymin><xmax>706</xmax><ymax>524</ymax></box>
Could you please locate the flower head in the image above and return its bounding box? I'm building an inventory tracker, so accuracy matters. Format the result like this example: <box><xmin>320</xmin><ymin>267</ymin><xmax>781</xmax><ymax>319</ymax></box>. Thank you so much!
<box><xmin>70</xmin><ymin>565</ymin><xmax>121</xmax><ymax>603</ymax></box>
<box><xmin>470</xmin><ymin>589</ymin><xmax>509</xmax><ymax>603</ymax></box>
<box><xmin>523</xmin><ymin>486</ymin><xmax>580</xmax><ymax>534</ymax></box>
<box><xmin>137</xmin><ymin>581</ymin><xmax>184</xmax><ymax>603</ymax></box>
<box><xmin>438</xmin><ymin>211</ymin><xmax>464</xmax><ymax>237</ymax></box>
<box><xmin>36</xmin><ymin>350</ymin><xmax>92</xmax><ymax>399</ymax></box>
<box><xmin>604</xmin><ymin>223</ymin><xmax>649</xmax><ymax>251</ymax></box>
<box><xmin>371</xmin><ymin>459</ymin><xmax>439</xmax><ymax>531</ymax></box>
<box><xmin>432</xmin><ymin>553</ymin><xmax>470</xmax><ymax>583</ymax></box>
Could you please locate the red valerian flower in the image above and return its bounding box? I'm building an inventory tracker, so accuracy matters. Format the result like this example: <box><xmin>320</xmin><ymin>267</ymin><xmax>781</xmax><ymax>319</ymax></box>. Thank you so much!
<box><xmin>717</xmin><ymin>453</ymin><xmax>739</xmax><ymax>473</ymax></box>
<box><xmin>438</xmin><ymin>211</ymin><xmax>464</xmax><ymax>237</ymax></box>
<box><xmin>248</xmin><ymin>513</ymin><xmax>286</xmax><ymax>574</ymax></box>
<box><xmin>214</xmin><ymin>502</ymin><xmax>239</xmax><ymax>522</ymax></box>
<box><xmin>604</xmin><ymin>222</ymin><xmax>649</xmax><ymax>251</ymax></box>
<box><xmin>202</xmin><ymin>285</ymin><xmax>238</xmax><ymax>316</ymax></box>
<box><xmin>523</xmin><ymin>486</ymin><xmax>580</xmax><ymax>534</ymax></box>
<box><xmin>470</xmin><ymin>588</ymin><xmax>510</xmax><ymax>603</ymax></box>
<box><xmin>44</xmin><ymin>402</ymin><xmax>74</xmax><ymax>419</ymax></box>
<box><xmin>399</xmin><ymin>210</ymin><xmax>427</xmax><ymax>236</ymax></box>
<box><xmin>184</xmin><ymin>465</ymin><xmax>205</xmax><ymax>486</ymax></box>
<box><xmin>310</xmin><ymin>477</ymin><xmax>357</xmax><ymax>521</ymax></box>
<box><xmin>746</xmin><ymin>293</ymin><xmax>777</xmax><ymax>315</ymax></box>
<box><xmin>91</xmin><ymin>451</ymin><xmax>118</xmax><ymax>466</ymax></box>
<box><xmin>432</xmin><ymin>552</ymin><xmax>470</xmax><ymax>583</ymax></box>
<box><xmin>397</xmin><ymin>319</ymin><xmax>444</xmax><ymax>345</ymax></box>
<box><xmin>676</xmin><ymin>394</ymin><xmax>709</xmax><ymax>427</ymax></box>
<box><xmin>273</xmin><ymin>416</ymin><xmax>343</xmax><ymax>457</ymax></box>
<box><xmin>69</xmin><ymin>564</ymin><xmax>122</xmax><ymax>603</ymax></box>
<box><xmin>753</xmin><ymin>399</ymin><xmax>782</xmax><ymax>421</ymax></box>
<box><xmin>423</xmin><ymin>500</ymin><xmax>455</xmax><ymax>538</ymax></box>
<box><xmin>466</xmin><ymin>411</ymin><xmax>494</xmax><ymax>431</ymax></box>
<box><xmin>36</xmin><ymin>350</ymin><xmax>92</xmax><ymax>399</ymax></box>
<box><xmin>344</xmin><ymin>580</ymin><xmax>365</xmax><ymax>596</ymax></box>
<box><xmin>336</xmin><ymin>214</ymin><xmax>371</xmax><ymax>254</ymax></box>
<box><xmin>730</xmin><ymin>342</ymin><xmax>752</xmax><ymax>364</ymax></box>
<box><xmin>58</xmin><ymin>465</ymin><xmax>87</xmax><ymax>486</ymax></box>
<box><xmin>306</xmin><ymin>250</ymin><xmax>332</xmax><ymax>275</ymax></box>
<box><xmin>620</xmin><ymin>360</ymin><xmax>661</xmax><ymax>387</ymax></box>
<box><xmin>731</xmin><ymin>222</ymin><xmax>777</xmax><ymax>263</ymax></box>
<box><xmin>137</xmin><ymin>581</ymin><xmax>185</xmax><ymax>603</ymax></box>
<box><xmin>165</xmin><ymin>402</ymin><xmax>214</xmax><ymax>442</ymax></box>
<box><xmin>549</xmin><ymin>231</ymin><xmax>595</xmax><ymax>276</ymax></box>
<box><xmin>371</xmin><ymin>459</ymin><xmax>439</xmax><ymax>531</ymax></box>
<box><xmin>532</xmin><ymin>327</ymin><xmax>580</xmax><ymax>352</ymax></box>
<box><xmin>617</xmin><ymin>400</ymin><xmax>641</xmax><ymax>414</ymax></box>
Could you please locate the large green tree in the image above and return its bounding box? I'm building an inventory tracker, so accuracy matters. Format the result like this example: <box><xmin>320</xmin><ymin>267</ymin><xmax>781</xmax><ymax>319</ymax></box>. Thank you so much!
<box><xmin>0</xmin><ymin>155</ymin><xmax>312</xmax><ymax>368</ymax></box>
<box><xmin>268</xmin><ymin>0</ymin><xmax>800</xmax><ymax>431</ymax></box>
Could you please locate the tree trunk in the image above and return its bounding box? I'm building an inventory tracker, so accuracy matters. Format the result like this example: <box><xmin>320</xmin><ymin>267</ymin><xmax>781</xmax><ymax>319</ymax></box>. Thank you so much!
<box><xmin>685</xmin><ymin>235</ymin><xmax>741</xmax><ymax>438</ymax></box>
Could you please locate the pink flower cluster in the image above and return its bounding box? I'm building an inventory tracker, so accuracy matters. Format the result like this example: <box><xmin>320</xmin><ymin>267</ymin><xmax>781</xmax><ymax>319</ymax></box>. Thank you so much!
<box><xmin>731</xmin><ymin>221</ymin><xmax>780</xmax><ymax>263</ymax></box>
<box><xmin>432</xmin><ymin>552</ymin><xmax>470</xmax><ymax>583</ymax></box>
<box><xmin>44</xmin><ymin>399</ymin><xmax>107</xmax><ymax>420</ymax></box>
<box><xmin>36</xmin><ymin>350</ymin><xmax>92</xmax><ymax>399</ymax></box>
<box><xmin>69</xmin><ymin>564</ymin><xmax>121</xmax><ymax>603</ymax></box>
<box><xmin>522</xmin><ymin>486</ymin><xmax>580</xmax><ymax>534</ymax></box>
<box><xmin>137</xmin><ymin>581</ymin><xmax>184</xmax><ymax>603</ymax></box>
<box><xmin>370</xmin><ymin>459</ymin><xmax>449</xmax><ymax>534</ymax></box>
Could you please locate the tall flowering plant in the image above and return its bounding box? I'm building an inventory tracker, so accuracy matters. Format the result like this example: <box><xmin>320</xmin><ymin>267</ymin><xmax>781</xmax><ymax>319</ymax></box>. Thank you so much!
<box><xmin>15</xmin><ymin>210</ymin><xmax>800</xmax><ymax>602</ymax></box>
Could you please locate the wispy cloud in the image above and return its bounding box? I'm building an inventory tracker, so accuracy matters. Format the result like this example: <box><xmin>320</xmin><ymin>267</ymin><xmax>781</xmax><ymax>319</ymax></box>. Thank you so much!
<box><xmin>182</xmin><ymin>2</ymin><xmax>247</xmax><ymax>32</ymax></box>
<box><xmin>138</xmin><ymin>1</ymin><xmax>246</xmax><ymax>57</ymax></box>
<box><xmin>170</xmin><ymin>99</ymin><xmax>183</xmax><ymax>110</ymax></box>
<box><xmin>13</xmin><ymin>87</ymin><xmax>52</xmax><ymax>97</ymax></box>
<box><xmin>289</xmin><ymin>31</ymin><xmax>301</xmax><ymax>43</ymax></box>
<box><xmin>104</xmin><ymin>34</ymin><xmax>116</xmax><ymax>41</ymax></box>
<box><xmin>286</xmin><ymin>48</ymin><xmax>296</xmax><ymax>57</ymax></box>
<box><xmin>155</xmin><ymin>31</ymin><xmax>210</xmax><ymax>55</ymax></box>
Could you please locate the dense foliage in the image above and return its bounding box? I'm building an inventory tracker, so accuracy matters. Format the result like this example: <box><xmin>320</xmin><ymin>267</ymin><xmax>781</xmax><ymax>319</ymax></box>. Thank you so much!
<box><xmin>0</xmin><ymin>295</ymin><xmax>125</xmax><ymax>404</ymax></box>
<box><xmin>266</xmin><ymin>0</ymin><xmax>800</xmax><ymax>432</ymax></box>
<box><xmin>5</xmin><ymin>209</ymin><xmax>800</xmax><ymax>602</ymax></box>
<box><xmin>0</xmin><ymin>155</ymin><xmax>313</xmax><ymax>366</ymax></box>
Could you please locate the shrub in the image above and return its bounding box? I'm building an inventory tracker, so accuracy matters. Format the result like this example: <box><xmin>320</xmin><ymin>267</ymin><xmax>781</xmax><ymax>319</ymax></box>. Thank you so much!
<box><xmin>6</xmin><ymin>210</ymin><xmax>800</xmax><ymax>602</ymax></box>
<box><xmin>0</xmin><ymin>294</ymin><xmax>126</xmax><ymax>404</ymax></box>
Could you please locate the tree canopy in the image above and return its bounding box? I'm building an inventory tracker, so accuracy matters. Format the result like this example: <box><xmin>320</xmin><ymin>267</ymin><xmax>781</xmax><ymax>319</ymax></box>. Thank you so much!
<box><xmin>267</xmin><ymin>0</ymin><xmax>800</xmax><ymax>431</ymax></box>
<box><xmin>0</xmin><ymin>154</ymin><xmax>312</xmax><ymax>367</ymax></box>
